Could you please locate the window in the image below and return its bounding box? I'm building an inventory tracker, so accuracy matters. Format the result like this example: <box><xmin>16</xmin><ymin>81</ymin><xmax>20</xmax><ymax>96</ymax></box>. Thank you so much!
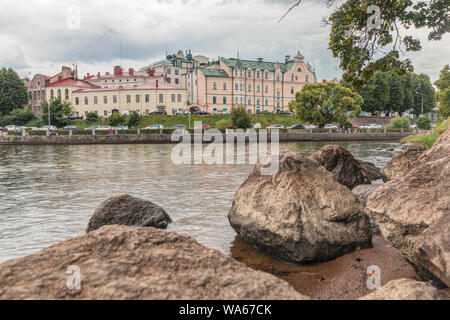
<box><xmin>223</xmin><ymin>83</ymin><xmax>227</xmax><ymax>90</ymax></box>
<box><xmin>276</xmin><ymin>91</ymin><xmax>281</xmax><ymax>99</ymax></box>
<box><xmin>145</xmin><ymin>95</ymin><xmax>150</xmax><ymax>103</ymax></box>
<box><xmin>240</xmin><ymin>83</ymin><xmax>243</xmax><ymax>91</ymax></box>
<box><xmin>235</xmin><ymin>83</ymin><xmax>239</xmax><ymax>91</ymax></box>
<box><xmin>50</xmin><ymin>90</ymin><xmax>54</xmax><ymax>100</ymax></box>
<box><xmin>265</xmin><ymin>72</ymin><xmax>268</xmax><ymax>79</ymax></box>
<box><xmin>103</xmin><ymin>96</ymin><xmax>107</xmax><ymax>104</ymax></box>
<box><xmin>113</xmin><ymin>95</ymin><xmax>117</xmax><ymax>103</ymax></box>
<box><xmin>277</xmin><ymin>102</ymin><xmax>281</xmax><ymax>109</ymax></box>
<box><xmin>291</xmin><ymin>74</ymin><xmax>295</xmax><ymax>81</ymax></box>
<box><xmin>175</xmin><ymin>69</ymin><xmax>179</xmax><ymax>75</ymax></box>
<box><xmin>212</xmin><ymin>82</ymin><xmax>217</xmax><ymax>90</ymax></box>
<box><xmin>257</xmin><ymin>71</ymin><xmax>260</xmax><ymax>78</ymax></box>
<box><xmin>84</xmin><ymin>97</ymin><xmax>88</xmax><ymax>105</ymax></box>
<box><xmin>65</xmin><ymin>89</ymin><xmax>69</xmax><ymax>100</ymax></box>
<box><xmin>235</xmin><ymin>97</ymin><xmax>239</xmax><ymax>104</ymax></box>
<box><xmin>223</xmin><ymin>97</ymin><xmax>227</xmax><ymax>105</ymax></box>
<box><xmin>167</xmin><ymin>68</ymin><xmax>171</xmax><ymax>75</ymax></box>
<box><xmin>277</xmin><ymin>75</ymin><xmax>280</xmax><ymax>82</ymax></box>
<box><xmin>136</xmin><ymin>95</ymin><xmax>140</xmax><ymax>103</ymax></box>
<box><xmin>57</xmin><ymin>89</ymin><xmax>61</xmax><ymax>98</ymax></box>
<box><xmin>159</xmin><ymin>94</ymin><xmax>164</xmax><ymax>103</ymax></box>
<box><xmin>291</xmin><ymin>86</ymin><xmax>295</xmax><ymax>94</ymax></box>
<box><xmin>265</xmin><ymin>98</ymin><xmax>269</xmax><ymax>106</ymax></box>
<box><xmin>240</xmin><ymin>69</ymin><xmax>243</xmax><ymax>77</ymax></box>
<box><xmin>265</xmin><ymin>85</ymin><xmax>269</xmax><ymax>93</ymax></box>
<box><xmin>171</xmin><ymin>94</ymin><xmax>176</xmax><ymax>103</ymax></box>
<box><xmin>126</xmin><ymin>95</ymin><xmax>131</xmax><ymax>103</ymax></box>
<box><xmin>235</xmin><ymin>69</ymin><xmax>238</xmax><ymax>76</ymax></box>
<box><xmin>104</xmin><ymin>110</ymin><xmax>108</xmax><ymax>116</ymax></box>
<box><xmin>175</xmin><ymin>78</ymin><xmax>179</xmax><ymax>85</ymax></box>
<box><xmin>256</xmin><ymin>85</ymin><xmax>260</xmax><ymax>93</ymax></box>
<box><xmin>177</xmin><ymin>94</ymin><xmax>182</xmax><ymax>103</ymax></box>
<box><xmin>256</xmin><ymin>98</ymin><xmax>260</xmax><ymax>106</ymax></box>
<box><xmin>240</xmin><ymin>97</ymin><xmax>243</xmax><ymax>104</ymax></box>
<box><xmin>306</xmin><ymin>75</ymin><xmax>309</xmax><ymax>83</ymax></box>
<box><xmin>94</xmin><ymin>96</ymin><xmax>98</xmax><ymax>104</ymax></box>
<box><xmin>213</xmin><ymin>96</ymin><xmax>217</xmax><ymax>104</ymax></box>
<box><xmin>248</xmin><ymin>98</ymin><xmax>252</xmax><ymax>105</ymax></box>
<box><xmin>248</xmin><ymin>70</ymin><xmax>252</xmax><ymax>77</ymax></box>
<box><xmin>248</xmin><ymin>84</ymin><xmax>252</xmax><ymax>92</ymax></box>
<box><xmin>75</xmin><ymin>97</ymin><xmax>79</xmax><ymax>105</ymax></box>
<box><xmin>167</xmin><ymin>78</ymin><xmax>171</xmax><ymax>84</ymax></box>
<box><xmin>297</xmin><ymin>67</ymin><xmax>302</xmax><ymax>73</ymax></box>
<box><xmin>145</xmin><ymin>109</ymin><xmax>149</xmax><ymax>115</ymax></box>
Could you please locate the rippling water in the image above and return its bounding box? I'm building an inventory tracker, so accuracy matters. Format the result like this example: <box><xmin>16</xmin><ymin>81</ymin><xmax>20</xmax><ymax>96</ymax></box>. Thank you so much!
<box><xmin>0</xmin><ymin>141</ymin><xmax>402</xmax><ymax>263</ymax></box>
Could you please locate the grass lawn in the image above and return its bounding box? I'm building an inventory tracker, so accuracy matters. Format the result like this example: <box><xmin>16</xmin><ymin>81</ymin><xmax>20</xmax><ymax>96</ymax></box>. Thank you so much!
<box><xmin>402</xmin><ymin>119</ymin><xmax>449</xmax><ymax>149</ymax></box>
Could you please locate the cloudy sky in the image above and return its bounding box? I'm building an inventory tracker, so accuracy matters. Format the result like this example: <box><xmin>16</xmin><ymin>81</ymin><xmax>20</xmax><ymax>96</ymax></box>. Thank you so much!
<box><xmin>0</xmin><ymin>0</ymin><xmax>448</xmax><ymax>82</ymax></box>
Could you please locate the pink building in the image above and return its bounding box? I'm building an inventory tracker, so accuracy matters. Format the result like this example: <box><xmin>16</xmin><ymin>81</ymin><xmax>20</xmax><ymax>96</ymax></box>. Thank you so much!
<box><xmin>188</xmin><ymin>51</ymin><xmax>316</xmax><ymax>114</ymax></box>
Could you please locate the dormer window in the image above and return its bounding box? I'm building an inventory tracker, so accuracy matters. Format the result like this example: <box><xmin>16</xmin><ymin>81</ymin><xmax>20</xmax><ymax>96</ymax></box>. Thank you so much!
<box><xmin>298</xmin><ymin>67</ymin><xmax>302</xmax><ymax>73</ymax></box>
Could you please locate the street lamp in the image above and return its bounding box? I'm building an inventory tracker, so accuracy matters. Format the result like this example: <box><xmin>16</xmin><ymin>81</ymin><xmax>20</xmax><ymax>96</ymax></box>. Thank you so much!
<box><xmin>415</xmin><ymin>91</ymin><xmax>424</xmax><ymax>116</ymax></box>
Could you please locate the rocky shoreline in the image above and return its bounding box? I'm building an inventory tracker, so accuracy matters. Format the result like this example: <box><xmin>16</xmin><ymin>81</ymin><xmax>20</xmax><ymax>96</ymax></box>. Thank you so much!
<box><xmin>0</xmin><ymin>128</ymin><xmax>448</xmax><ymax>300</ymax></box>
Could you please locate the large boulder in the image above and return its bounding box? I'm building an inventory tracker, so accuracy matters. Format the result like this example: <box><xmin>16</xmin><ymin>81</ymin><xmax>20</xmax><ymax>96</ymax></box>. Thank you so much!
<box><xmin>360</xmin><ymin>161</ymin><xmax>386</xmax><ymax>181</ymax></box>
<box><xmin>86</xmin><ymin>195</ymin><xmax>172</xmax><ymax>233</ymax></box>
<box><xmin>0</xmin><ymin>225</ymin><xmax>309</xmax><ymax>300</ymax></box>
<box><xmin>228</xmin><ymin>149</ymin><xmax>372</xmax><ymax>264</ymax></box>
<box><xmin>381</xmin><ymin>148</ymin><xmax>424</xmax><ymax>182</ymax></box>
<box><xmin>359</xmin><ymin>279</ymin><xmax>449</xmax><ymax>300</ymax></box>
<box><xmin>311</xmin><ymin>145</ymin><xmax>372</xmax><ymax>189</ymax></box>
<box><xmin>352</xmin><ymin>184</ymin><xmax>383</xmax><ymax>207</ymax></box>
<box><xmin>414</xmin><ymin>213</ymin><xmax>450</xmax><ymax>288</ymax></box>
<box><xmin>367</xmin><ymin>129</ymin><xmax>450</xmax><ymax>283</ymax></box>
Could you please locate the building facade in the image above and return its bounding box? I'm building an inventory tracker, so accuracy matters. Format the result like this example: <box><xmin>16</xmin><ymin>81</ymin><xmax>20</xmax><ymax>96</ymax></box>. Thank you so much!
<box><xmin>188</xmin><ymin>51</ymin><xmax>316</xmax><ymax>113</ymax></box>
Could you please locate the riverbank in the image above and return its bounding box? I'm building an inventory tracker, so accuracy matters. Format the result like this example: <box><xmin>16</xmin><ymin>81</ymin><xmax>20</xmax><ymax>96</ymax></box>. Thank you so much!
<box><xmin>0</xmin><ymin>132</ymin><xmax>410</xmax><ymax>145</ymax></box>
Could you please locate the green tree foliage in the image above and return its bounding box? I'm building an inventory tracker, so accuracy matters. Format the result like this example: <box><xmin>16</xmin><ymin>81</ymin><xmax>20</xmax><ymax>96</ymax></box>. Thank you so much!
<box><xmin>41</xmin><ymin>98</ymin><xmax>73</xmax><ymax>128</ymax></box>
<box><xmin>127</xmin><ymin>111</ymin><xmax>141</xmax><ymax>128</ymax></box>
<box><xmin>231</xmin><ymin>107</ymin><xmax>252</xmax><ymax>129</ymax></box>
<box><xmin>0</xmin><ymin>107</ymin><xmax>36</xmax><ymax>126</ymax></box>
<box><xmin>416</xmin><ymin>116</ymin><xmax>432</xmax><ymax>130</ymax></box>
<box><xmin>388</xmin><ymin>117</ymin><xmax>411</xmax><ymax>129</ymax></box>
<box><xmin>86</xmin><ymin>111</ymin><xmax>99</xmax><ymax>123</ymax></box>
<box><xmin>435</xmin><ymin>65</ymin><xmax>450</xmax><ymax>118</ymax></box>
<box><xmin>283</xmin><ymin>1</ymin><xmax>449</xmax><ymax>87</ymax></box>
<box><xmin>108</xmin><ymin>113</ymin><xmax>127</xmax><ymax>127</ymax></box>
<box><xmin>0</xmin><ymin>68</ymin><xmax>28</xmax><ymax>116</ymax></box>
<box><xmin>411</xmin><ymin>73</ymin><xmax>435</xmax><ymax>116</ymax></box>
<box><xmin>215</xmin><ymin>119</ymin><xmax>230</xmax><ymax>130</ymax></box>
<box><xmin>291</xmin><ymin>82</ymin><xmax>363</xmax><ymax>128</ymax></box>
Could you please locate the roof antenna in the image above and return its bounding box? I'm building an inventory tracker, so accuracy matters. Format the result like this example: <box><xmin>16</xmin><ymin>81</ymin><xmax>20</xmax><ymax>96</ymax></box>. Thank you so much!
<box><xmin>237</xmin><ymin>42</ymin><xmax>240</xmax><ymax>60</ymax></box>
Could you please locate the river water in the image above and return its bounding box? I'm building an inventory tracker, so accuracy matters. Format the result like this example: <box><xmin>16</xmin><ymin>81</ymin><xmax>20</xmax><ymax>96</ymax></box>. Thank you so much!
<box><xmin>0</xmin><ymin>141</ymin><xmax>402</xmax><ymax>263</ymax></box>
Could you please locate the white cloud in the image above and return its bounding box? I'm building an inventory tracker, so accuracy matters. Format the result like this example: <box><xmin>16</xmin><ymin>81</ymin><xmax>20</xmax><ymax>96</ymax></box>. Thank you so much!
<box><xmin>0</xmin><ymin>0</ymin><xmax>447</xmax><ymax>82</ymax></box>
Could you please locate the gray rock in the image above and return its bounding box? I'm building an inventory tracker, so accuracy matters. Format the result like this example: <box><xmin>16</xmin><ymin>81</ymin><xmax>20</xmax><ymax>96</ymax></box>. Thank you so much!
<box><xmin>228</xmin><ymin>149</ymin><xmax>372</xmax><ymax>264</ymax></box>
<box><xmin>381</xmin><ymin>149</ymin><xmax>424</xmax><ymax>182</ymax></box>
<box><xmin>359</xmin><ymin>278</ymin><xmax>449</xmax><ymax>300</ymax></box>
<box><xmin>86</xmin><ymin>195</ymin><xmax>172</xmax><ymax>233</ymax></box>
<box><xmin>360</xmin><ymin>161</ymin><xmax>386</xmax><ymax>181</ymax></box>
<box><xmin>0</xmin><ymin>225</ymin><xmax>309</xmax><ymax>300</ymax></box>
<box><xmin>311</xmin><ymin>145</ymin><xmax>372</xmax><ymax>189</ymax></box>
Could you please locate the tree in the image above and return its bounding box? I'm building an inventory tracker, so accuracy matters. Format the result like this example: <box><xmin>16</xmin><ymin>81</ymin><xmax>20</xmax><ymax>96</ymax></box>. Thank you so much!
<box><xmin>435</xmin><ymin>65</ymin><xmax>450</xmax><ymax>118</ymax></box>
<box><xmin>0</xmin><ymin>68</ymin><xmax>28</xmax><ymax>116</ymax></box>
<box><xmin>388</xmin><ymin>117</ymin><xmax>410</xmax><ymax>129</ymax></box>
<box><xmin>127</xmin><ymin>111</ymin><xmax>141</xmax><ymax>129</ymax></box>
<box><xmin>291</xmin><ymin>82</ymin><xmax>363</xmax><ymax>128</ymax></box>
<box><xmin>216</xmin><ymin>119</ymin><xmax>230</xmax><ymax>130</ymax></box>
<box><xmin>389</xmin><ymin>76</ymin><xmax>405</xmax><ymax>116</ymax></box>
<box><xmin>281</xmin><ymin>1</ymin><xmax>449</xmax><ymax>87</ymax></box>
<box><xmin>411</xmin><ymin>73</ymin><xmax>435</xmax><ymax>116</ymax></box>
<box><xmin>108</xmin><ymin>113</ymin><xmax>126</xmax><ymax>127</ymax></box>
<box><xmin>0</xmin><ymin>107</ymin><xmax>36</xmax><ymax>126</ymax></box>
<box><xmin>41</xmin><ymin>98</ymin><xmax>73</xmax><ymax>128</ymax></box>
<box><xmin>86</xmin><ymin>112</ymin><xmax>99</xmax><ymax>123</ymax></box>
<box><xmin>231</xmin><ymin>107</ymin><xmax>252</xmax><ymax>129</ymax></box>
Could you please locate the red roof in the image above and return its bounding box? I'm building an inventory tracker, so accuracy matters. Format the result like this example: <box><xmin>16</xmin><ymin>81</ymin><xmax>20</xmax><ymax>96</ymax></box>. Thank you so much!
<box><xmin>73</xmin><ymin>84</ymin><xmax>182</xmax><ymax>93</ymax></box>
<box><xmin>87</xmin><ymin>72</ymin><xmax>165</xmax><ymax>81</ymax></box>
<box><xmin>47</xmin><ymin>78</ymin><xmax>100</xmax><ymax>89</ymax></box>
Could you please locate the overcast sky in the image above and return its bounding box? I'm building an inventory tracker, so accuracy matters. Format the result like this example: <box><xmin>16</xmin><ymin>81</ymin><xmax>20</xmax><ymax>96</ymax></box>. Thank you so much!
<box><xmin>0</xmin><ymin>0</ymin><xmax>448</xmax><ymax>82</ymax></box>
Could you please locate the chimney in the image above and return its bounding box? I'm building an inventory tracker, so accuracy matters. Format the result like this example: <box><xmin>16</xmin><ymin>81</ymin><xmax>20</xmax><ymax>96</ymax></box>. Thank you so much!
<box><xmin>114</xmin><ymin>66</ymin><xmax>123</xmax><ymax>76</ymax></box>
<box><xmin>87</xmin><ymin>73</ymin><xmax>90</xmax><ymax>78</ymax></box>
<box><xmin>129</xmin><ymin>68</ymin><xmax>134</xmax><ymax>76</ymax></box>
<box><xmin>156</xmin><ymin>80</ymin><xmax>159</xmax><ymax>88</ymax></box>
<box><xmin>148</xmin><ymin>69</ymin><xmax>155</xmax><ymax>77</ymax></box>
<box><xmin>322</xmin><ymin>79</ymin><xmax>327</xmax><ymax>83</ymax></box>
<box><xmin>97</xmin><ymin>72</ymin><xmax>100</xmax><ymax>78</ymax></box>
<box><xmin>285</xmin><ymin>55</ymin><xmax>291</xmax><ymax>63</ymax></box>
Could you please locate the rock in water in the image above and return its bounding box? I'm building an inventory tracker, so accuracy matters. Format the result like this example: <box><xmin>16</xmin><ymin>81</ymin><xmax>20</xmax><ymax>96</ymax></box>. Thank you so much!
<box><xmin>228</xmin><ymin>149</ymin><xmax>372</xmax><ymax>264</ymax></box>
<box><xmin>367</xmin><ymin>129</ymin><xmax>450</xmax><ymax>284</ymax></box>
<box><xmin>0</xmin><ymin>226</ymin><xmax>309</xmax><ymax>300</ymax></box>
<box><xmin>381</xmin><ymin>149</ymin><xmax>424</xmax><ymax>182</ymax></box>
<box><xmin>360</xmin><ymin>161</ymin><xmax>386</xmax><ymax>181</ymax></box>
<box><xmin>359</xmin><ymin>279</ymin><xmax>449</xmax><ymax>300</ymax></box>
<box><xmin>311</xmin><ymin>145</ymin><xmax>371</xmax><ymax>189</ymax></box>
<box><xmin>414</xmin><ymin>213</ymin><xmax>450</xmax><ymax>288</ymax></box>
<box><xmin>86</xmin><ymin>195</ymin><xmax>172</xmax><ymax>233</ymax></box>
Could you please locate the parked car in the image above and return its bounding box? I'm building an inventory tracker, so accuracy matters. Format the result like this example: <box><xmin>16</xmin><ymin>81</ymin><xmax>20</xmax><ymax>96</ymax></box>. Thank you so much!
<box><xmin>324</xmin><ymin>124</ymin><xmax>338</xmax><ymax>130</ymax></box>
<box><xmin>173</xmin><ymin>129</ymin><xmax>190</xmax><ymax>135</ymax></box>
<box><xmin>265</xmin><ymin>124</ymin><xmax>285</xmax><ymax>129</ymax></box>
<box><xmin>150</xmin><ymin>110</ymin><xmax>167</xmax><ymax>116</ymax></box>
<box><xmin>5</xmin><ymin>125</ymin><xmax>18</xmax><ymax>131</ymax></box>
<box><xmin>0</xmin><ymin>127</ymin><xmax>5</xmax><ymax>132</ymax></box>
<box><xmin>175</xmin><ymin>110</ymin><xmax>190</xmax><ymax>116</ymax></box>
<box><xmin>277</xmin><ymin>110</ymin><xmax>291</xmax><ymax>115</ymax></box>
<box><xmin>360</xmin><ymin>124</ymin><xmax>384</xmax><ymax>130</ymax></box>
<box><xmin>144</xmin><ymin>125</ymin><xmax>165</xmax><ymax>130</ymax></box>
<box><xmin>194</xmin><ymin>124</ymin><xmax>211</xmax><ymax>130</ymax></box>
<box><xmin>288</xmin><ymin>124</ymin><xmax>306</xmax><ymax>130</ymax></box>
<box><xmin>60</xmin><ymin>126</ymin><xmax>78</xmax><ymax>131</ymax></box>
<box><xmin>68</xmin><ymin>115</ymin><xmax>83</xmax><ymax>120</ymax></box>
<box><xmin>170</xmin><ymin>124</ymin><xmax>187</xmax><ymax>129</ymax></box>
<box><xmin>257</xmin><ymin>110</ymin><xmax>272</xmax><ymax>114</ymax></box>
<box><xmin>112</xmin><ymin>126</ymin><xmax>129</xmax><ymax>131</ymax></box>
<box><xmin>96</xmin><ymin>126</ymin><xmax>111</xmax><ymax>131</ymax></box>
<box><xmin>410</xmin><ymin>124</ymin><xmax>418</xmax><ymax>129</ymax></box>
<box><xmin>84</xmin><ymin>126</ymin><xmax>100</xmax><ymax>131</ymax></box>
<box><xmin>39</xmin><ymin>125</ymin><xmax>58</xmax><ymax>131</ymax></box>
<box><xmin>194</xmin><ymin>111</ymin><xmax>211</xmax><ymax>116</ymax></box>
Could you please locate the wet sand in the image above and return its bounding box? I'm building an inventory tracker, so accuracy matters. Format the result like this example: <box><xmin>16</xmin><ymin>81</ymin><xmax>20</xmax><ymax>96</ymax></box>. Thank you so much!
<box><xmin>230</xmin><ymin>235</ymin><xmax>419</xmax><ymax>300</ymax></box>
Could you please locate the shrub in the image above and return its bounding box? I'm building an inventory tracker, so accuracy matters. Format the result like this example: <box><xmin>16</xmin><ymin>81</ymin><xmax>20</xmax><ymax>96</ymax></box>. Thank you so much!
<box><xmin>127</xmin><ymin>111</ymin><xmax>141</xmax><ymax>128</ymax></box>
<box><xmin>0</xmin><ymin>107</ymin><xmax>36</xmax><ymax>126</ymax></box>
<box><xmin>388</xmin><ymin>117</ymin><xmax>411</xmax><ymax>129</ymax></box>
<box><xmin>231</xmin><ymin>107</ymin><xmax>252</xmax><ymax>129</ymax></box>
<box><xmin>108</xmin><ymin>113</ymin><xmax>126</xmax><ymax>127</ymax></box>
<box><xmin>416</xmin><ymin>116</ymin><xmax>432</xmax><ymax>130</ymax></box>
<box><xmin>86</xmin><ymin>112</ymin><xmax>99</xmax><ymax>123</ymax></box>
<box><xmin>216</xmin><ymin>119</ymin><xmax>230</xmax><ymax>130</ymax></box>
